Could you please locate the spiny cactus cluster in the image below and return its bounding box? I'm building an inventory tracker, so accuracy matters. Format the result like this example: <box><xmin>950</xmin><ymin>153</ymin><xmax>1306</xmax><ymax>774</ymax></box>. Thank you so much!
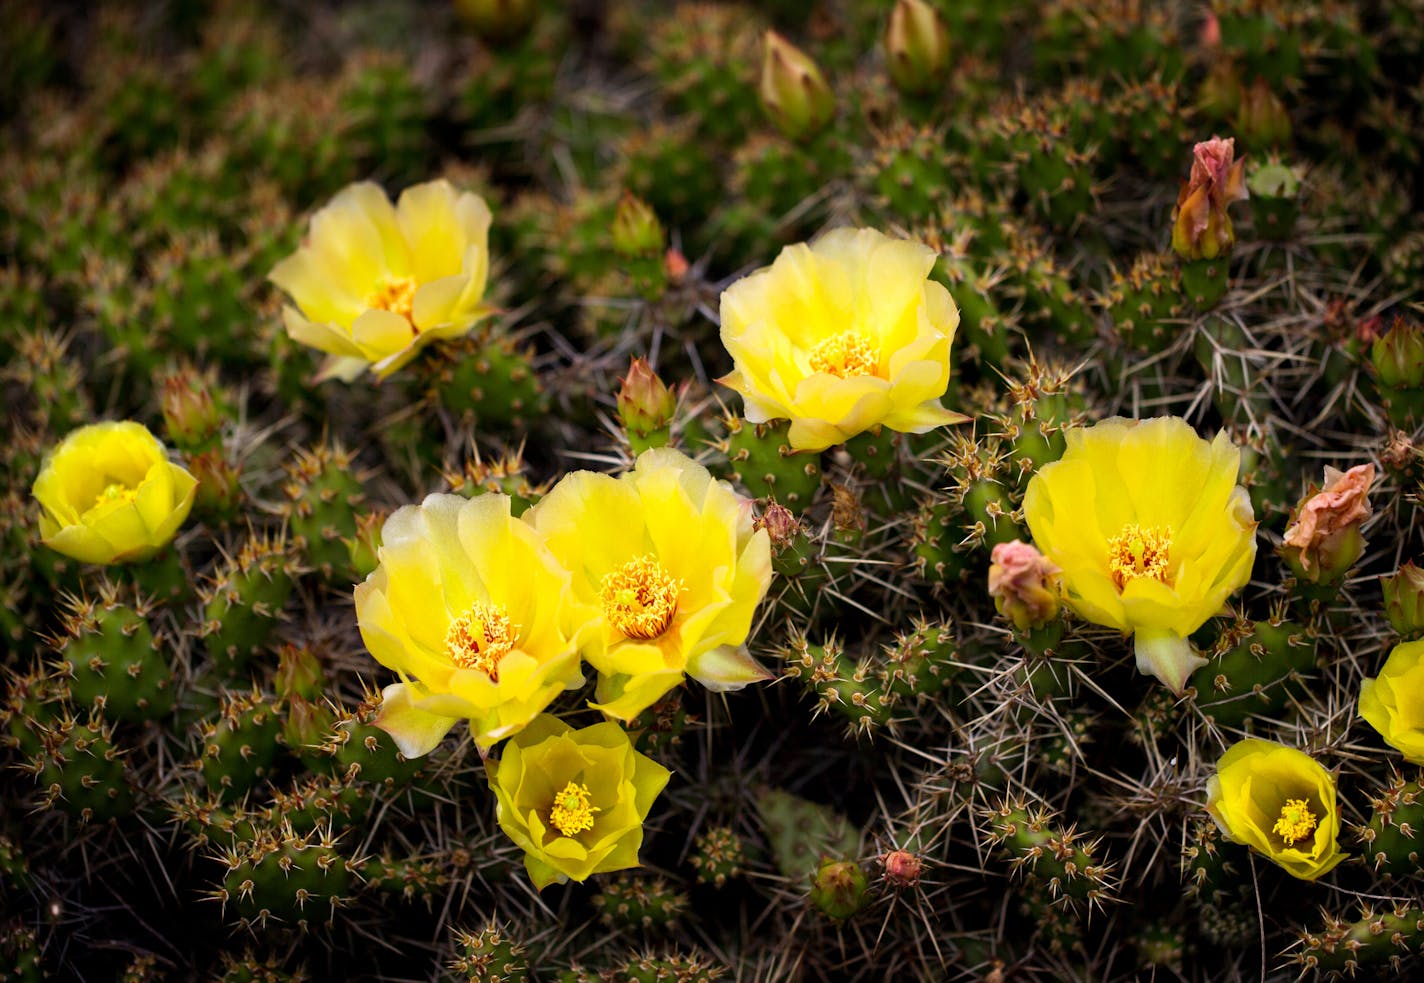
<box><xmin>4</xmin><ymin>0</ymin><xmax>1424</xmax><ymax>980</ymax></box>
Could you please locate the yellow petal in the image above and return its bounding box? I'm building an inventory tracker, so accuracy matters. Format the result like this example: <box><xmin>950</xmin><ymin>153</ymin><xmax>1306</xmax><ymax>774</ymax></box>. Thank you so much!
<box><xmin>373</xmin><ymin>682</ymin><xmax>460</xmax><ymax>758</ymax></box>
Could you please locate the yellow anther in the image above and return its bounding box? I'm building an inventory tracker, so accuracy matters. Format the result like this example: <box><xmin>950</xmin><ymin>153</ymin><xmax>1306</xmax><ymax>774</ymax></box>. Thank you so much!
<box><xmin>445</xmin><ymin>602</ymin><xmax>517</xmax><ymax>681</ymax></box>
<box><xmin>1272</xmin><ymin>798</ymin><xmax>1318</xmax><ymax>846</ymax></box>
<box><xmin>95</xmin><ymin>482</ymin><xmax>139</xmax><ymax>508</ymax></box>
<box><xmin>600</xmin><ymin>555</ymin><xmax>682</xmax><ymax>640</ymax></box>
<box><xmin>549</xmin><ymin>781</ymin><xmax>598</xmax><ymax>836</ymax></box>
<box><xmin>1107</xmin><ymin>523</ymin><xmax>1172</xmax><ymax>591</ymax></box>
<box><xmin>368</xmin><ymin>276</ymin><xmax>419</xmax><ymax>327</ymax></box>
<box><xmin>808</xmin><ymin>331</ymin><xmax>878</xmax><ymax>379</ymax></box>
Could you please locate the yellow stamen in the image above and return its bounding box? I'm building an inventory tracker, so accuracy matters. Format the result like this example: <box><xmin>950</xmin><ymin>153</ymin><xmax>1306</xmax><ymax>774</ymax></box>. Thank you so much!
<box><xmin>1272</xmin><ymin>798</ymin><xmax>1318</xmax><ymax>847</ymax></box>
<box><xmin>96</xmin><ymin>482</ymin><xmax>139</xmax><ymax>508</ymax></box>
<box><xmin>1107</xmin><ymin>523</ymin><xmax>1172</xmax><ymax>591</ymax></box>
<box><xmin>549</xmin><ymin>781</ymin><xmax>598</xmax><ymax>836</ymax></box>
<box><xmin>809</xmin><ymin>331</ymin><xmax>878</xmax><ymax>379</ymax></box>
<box><xmin>368</xmin><ymin>276</ymin><xmax>419</xmax><ymax>329</ymax></box>
<box><xmin>600</xmin><ymin>555</ymin><xmax>682</xmax><ymax>640</ymax></box>
<box><xmin>445</xmin><ymin>602</ymin><xmax>517</xmax><ymax>681</ymax></box>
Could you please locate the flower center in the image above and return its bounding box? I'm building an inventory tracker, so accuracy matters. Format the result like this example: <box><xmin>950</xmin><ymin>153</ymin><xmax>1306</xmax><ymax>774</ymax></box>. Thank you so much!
<box><xmin>369</xmin><ymin>276</ymin><xmax>419</xmax><ymax>329</ymax></box>
<box><xmin>600</xmin><ymin>555</ymin><xmax>682</xmax><ymax>640</ymax></box>
<box><xmin>549</xmin><ymin>781</ymin><xmax>598</xmax><ymax>836</ymax></box>
<box><xmin>96</xmin><ymin>481</ymin><xmax>139</xmax><ymax>508</ymax></box>
<box><xmin>1107</xmin><ymin>523</ymin><xmax>1172</xmax><ymax>591</ymax></box>
<box><xmin>809</xmin><ymin>331</ymin><xmax>878</xmax><ymax>379</ymax></box>
<box><xmin>445</xmin><ymin>602</ymin><xmax>517</xmax><ymax>681</ymax></box>
<box><xmin>1272</xmin><ymin>798</ymin><xmax>1317</xmax><ymax>847</ymax></box>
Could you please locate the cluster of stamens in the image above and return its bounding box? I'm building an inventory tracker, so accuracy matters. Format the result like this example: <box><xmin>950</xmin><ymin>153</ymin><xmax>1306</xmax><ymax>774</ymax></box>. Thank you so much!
<box><xmin>1106</xmin><ymin>523</ymin><xmax>1172</xmax><ymax>591</ymax></box>
<box><xmin>808</xmin><ymin>331</ymin><xmax>878</xmax><ymax>379</ymax></box>
<box><xmin>445</xmin><ymin>602</ymin><xmax>518</xmax><ymax>681</ymax></box>
<box><xmin>600</xmin><ymin>555</ymin><xmax>682</xmax><ymax>640</ymax></box>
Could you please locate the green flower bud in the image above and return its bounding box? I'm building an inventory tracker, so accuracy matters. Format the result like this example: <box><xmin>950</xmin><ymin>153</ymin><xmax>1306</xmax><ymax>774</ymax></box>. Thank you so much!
<box><xmin>758</xmin><ymin>30</ymin><xmax>834</xmax><ymax>142</ymax></box>
<box><xmin>884</xmin><ymin>0</ymin><xmax>951</xmax><ymax>96</ymax></box>
<box><xmin>1384</xmin><ymin>562</ymin><xmax>1424</xmax><ymax>639</ymax></box>
<box><xmin>617</xmin><ymin>358</ymin><xmax>678</xmax><ymax>453</ymax></box>
<box><xmin>1373</xmin><ymin>316</ymin><xmax>1424</xmax><ymax>389</ymax></box>
<box><xmin>611</xmin><ymin>191</ymin><xmax>664</xmax><ymax>258</ymax></box>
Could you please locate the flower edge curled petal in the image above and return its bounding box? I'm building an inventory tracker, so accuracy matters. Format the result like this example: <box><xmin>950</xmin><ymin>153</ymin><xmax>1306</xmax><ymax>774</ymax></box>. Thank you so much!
<box><xmin>373</xmin><ymin>682</ymin><xmax>460</xmax><ymax>758</ymax></box>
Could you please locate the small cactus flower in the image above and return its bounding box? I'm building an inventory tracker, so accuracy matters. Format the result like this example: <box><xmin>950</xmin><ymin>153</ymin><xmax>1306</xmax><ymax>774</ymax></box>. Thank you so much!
<box><xmin>1170</xmin><ymin>136</ymin><xmax>1248</xmax><ymax>261</ymax></box>
<box><xmin>717</xmin><ymin>228</ymin><xmax>969</xmax><ymax>452</ymax></box>
<box><xmin>1281</xmin><ymin>463</ymin><xmax>1374</xmax><ymax>583</ymax></box>
<box><xmin>884</xmin><ymin>0</ymin><xmax>951</xmax><ymax>95</ymax></box>
<box><xmin>526</xmin><ymin>448</ymin><xmax>773</xmax><ymax>722</ymax></box>
<box><xmin>269</xmin><ymin>179</ymin><xmax>495</xmax><ymax>382</ymax></box>
<box><xmin>1383</xmin><ymin>563</ymin><xmax>1424</xmax><ymax>638</ymax></box>
<box><xmin>354</xmin><ymin>493</ymin><xmax>590</xmax><ymax>755</ymax></box>
<box><xmin>1359</xmin><ymin>639</ymin><xmax>1424</xmax><ymax>762</ymax></box>
<box><xmin>988</xmin><ymin>540</ymin><xmax>1062</xmax><ymax>632</ymax></box>
<box><xmin>32</xmin><ymin>421</ymin><xmax>198</xmax><ymax>565</ymax></box>
<box><xmin>757</xmin><ymin>30</ymin><xmax>834</xmax><ymax>141</ymax></box>
<box><xmin>486</xmin><ymin>714</ymin><xmax>671</xmax><ymax>890</ymax></box>
<box><xmin>616</xmin><ymin>358</ymin><xmax>678</xmax><ymax>450</ymax></box>
<box><xmin>1205</xmin><ymin>739</ymin><xmax>1347</xmax><ymax>882</ymax></box>
<box><xmin>1022</xmin><ymin>417</ymin><xmax>1257</xmax><ymax>694</ymax></box>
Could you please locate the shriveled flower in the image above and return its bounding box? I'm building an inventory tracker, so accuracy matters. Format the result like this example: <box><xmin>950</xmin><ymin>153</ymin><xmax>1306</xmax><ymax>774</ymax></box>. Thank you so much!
<box><xmin>988</xmin><ymin>540</ymin><xmax>1061</xmax><ymax>632</ymax></box>
<box><xmin>1281</xmin><ymin>463</ymin><xmax>1374</xmax><ymax>583</ymax></box>
<box><xmin>32</xmin><ymin>421</ymin><xmax>197</xmax><ymax>565</ymax></box>
<box><xmin>527</xmin><ymin>448</ymin><xmax>773</xmax><ymax>722</ymax></box>
<box><xmin>1171</xmin><ymin>136</ymin><xmax>1248</xmax><ymax>261</ymax></box>
<box><xmin>269</xmin><ymin>179</ymin><xmax>495</xmax><ymax>382</ymax></box>
<box><xmin>1022</xmin><ymin>417</ymin><xmax>1257</xmax><ymax>693</ymax></box>
<box><xmin>718</xmin><ymin>228</ymin><xmax>968</xmax><ymax>451</ymax></box>
<box><xmin>487</xmin><ymin>714</ymin><xmax>671</xmax><ymax>889</ymax></box>
<box><xmin>355</xmin><ymin>493</ymin><xmax>589</xmax><ymax>755</ymax></box>
<box><xmin>1205</xmin><ymin>738</ymin><xmax>1347</xmax><ymax>882</ymax></box>
<box><xmin>1359</xmin><ymin>639</ymin><xmax>1424</xmax><ymax>763</ymax></box>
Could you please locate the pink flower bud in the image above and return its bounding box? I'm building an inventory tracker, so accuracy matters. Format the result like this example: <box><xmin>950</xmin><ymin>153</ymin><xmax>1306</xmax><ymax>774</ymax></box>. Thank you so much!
<box><xmin>988</xmin><ymin>540</ymin><xmax>1061</xmax><ymax>632</ymax></box>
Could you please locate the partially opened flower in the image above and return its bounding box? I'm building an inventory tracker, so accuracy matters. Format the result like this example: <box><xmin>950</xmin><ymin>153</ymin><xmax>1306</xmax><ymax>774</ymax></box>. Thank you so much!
<box><xmin>717</xmin><ymin>227</ymin><xmax>968</xmax><ymax>452</ymax></box>
<box><xmin>269</xmin><ymin>179</ymin><xmax>495</xmax><ymax>381</ymax></box>
<box><xmin>355</xmin><ymin>493</ymin><xmax>589</xmax><ymax>755</ymax></box>
<box><xmin>1022</xmin><ymin>417</ymin><xmax>1257</xmax><ymax>693</ymax></box>
<box><xmin>487</xmin><ymin>714</ymin><xmax>671</xmax><ymax>889</ymax></box>
<box><xmin>32</xmin><ymin>421</ymin><xmax>197</xmax><ymax>564</ymax></box>
<box><xmin>1205</xmin><ymin>738</ymin><xmax>1347</xmax><ymax>882</ymax></box>
<box><xmin>527</xmin><ymin>448</ymin><xmax>773</xmax><ymax>722</ymax></box>
<box><xmin>1171</xmin><ymin>136</ymin><xmax>1248</xmax><ymax>261</ymax></box>
<box><xmin>1359</xmin><ymin>639</ymin><xmax>1424</xmax><ymax>763</ymax></box>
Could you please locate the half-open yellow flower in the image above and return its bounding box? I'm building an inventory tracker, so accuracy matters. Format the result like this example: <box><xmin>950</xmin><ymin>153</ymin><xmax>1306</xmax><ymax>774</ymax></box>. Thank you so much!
<box><xmin>717</xmin><ymin>227</ymin><xmax>969</xmax><ymax>451</ymax></box>
<box><xmin>1205</xmin><ymin>738</ymin><xmax>1347</xmax><ymax>881</ymax></box>
<box><xmin>1359</xmin><ymin>639</ymin><xmax>1424</xmax><ymax>763</ymax></box>
<box><xmin>32</xmin><ymin>421</ymin><xmax>197</xmax><ymax>564</ymax></box>
<box><xmin>269</xmin><ymin>179</ymin><xmax>495</xmax><ymax>381</ymax></box>
<box><xmin>527</xmin><ymin>448</ymin><xmax>773</xmax><ymax>722</ymax></box>
<box><xmin>1022</xmin><ymin>416</ymin><xmax>1257</xmax><ymax>693</ymax></box>
<box><xmin>354</xmin><ymin>493</ymin><xmax>589</xmax><ymax>755</ymax></box>
<box><xmin>487</xmin><ymin>714</ymin><xmax>671</xmax><ymax>889</ymax></box>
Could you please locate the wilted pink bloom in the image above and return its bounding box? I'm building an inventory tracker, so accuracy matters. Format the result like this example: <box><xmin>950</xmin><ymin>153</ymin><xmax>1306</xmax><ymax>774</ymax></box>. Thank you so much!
<box><xmin>1172</xmin><ymin>137</ymin><xmax>1249</xmax><ymax>261</ymax></box>
<box><xmin>988</xmin><ymin>540</ymin><xmax>1062</xmax><ymax>632</ymax></box>
<box><xmin>1282</xmin><ymin>463</ymin><xmax>1375</xmax><ymax>577</ymax></box>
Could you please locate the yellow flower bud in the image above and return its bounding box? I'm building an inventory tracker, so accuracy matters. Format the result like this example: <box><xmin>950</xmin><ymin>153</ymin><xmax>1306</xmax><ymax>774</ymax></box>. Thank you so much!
<box><xmin>32</xmin><ymin>421</ymin><xmax>197</xmax><ymax>565</ymax></box>
<box><xmin>1360</xmin><ymin>639</ymin><xmax>1424</xmax><ymax>763</ymax></box>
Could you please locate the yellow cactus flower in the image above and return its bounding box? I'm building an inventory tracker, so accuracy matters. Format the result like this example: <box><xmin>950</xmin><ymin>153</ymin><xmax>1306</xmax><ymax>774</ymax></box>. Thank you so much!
<box><xmin>486</xmin><ymin>714</ymin><xmax>671</xmax><ymax>889</ymax></box>
<box><xmin>1021</xmin><ymin>417</ymin><xmax>1257</xmax><ymax>693</ymax></box>
<box><xmin>717</xmin><ymin>227</ymin><xmax>969</xmax><ymax>452</ymax></box>
<box><xmin>1205</xmin><ymin>738</ymin><xmax>1347</xmax><ymax>881</ymax></box>
<box><xmin>1359</xmin><ymin>639</ymin><xmax>1424</xmax><ymax>763</ymax></box>
<box><xmin>527</xmin><ymin>448</ymin><xmax>773</xmax><ymax>722</ymax></box>
<box><xmin>32</xmin><ymin>421</ymin><xmax>197</xmax><ymax>564</ymax></box>
<box><xmin>269</xmin><ymin>179</ymin><xmax>495</xmax><ymax>382</ymax></box>
<box><xmin>354</xmin><ymin>493</ymin><xmax>589</xmax><ymax>755</ymax></box>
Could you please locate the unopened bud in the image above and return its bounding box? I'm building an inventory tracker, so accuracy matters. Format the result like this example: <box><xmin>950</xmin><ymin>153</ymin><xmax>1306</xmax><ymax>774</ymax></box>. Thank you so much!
<box><xmin>988</xmin><ymin>540</ymin><xmax>1061</xmax><ymax>632</ymax></box>
<box><xmin>1385</xmin><ymin>563</ymin><xmax>1424</xmax><ymax>639</ymax></box>
<box><xmin>187</xmin><ymin>449</ymin><xmax>242</xmax><ymax>521</ymax></box>
<box><xmin>1236</xmin><ymin>77</ymin><xmax>1291</xmax><ymax>148</ymax></box>
<box><xmin>809</xmin><ymin>858</ymin><xmax>869</xmax><ymax>921</ymax></box>
<box><xmin>1381</xmin><ymin>430</ymin><xmax>1420</xmax><ymax>477</ymax></box>
<box><xmin>617</xmin><ymin>358</ymin><xmax>678</xmax><ymax>453</ymax></box>
<box><xmin>1281</xmin><ymin>463</ymin><xmax>1375</xmax><ymax>585</ymax></box>
<box><xmin>276</xmin><ymin>644</ymin><xmax>326</xmax><ymax>701</ymax></box>
<box><xmin>1372</xmin><ymin>316</ymin><xmax>1424</xmax><ymax>389</ymax></box>
<box><xmin>880</xmin><ymin>849</ymin><xmax>922</xmax><ymax>888</ymax></box>
<box><xmin>885</xmin><ymin>0</ymin><xmax>951</xmax><ymax>96</ymax></box>
<box><xmin>283</xmin><ymin>693</ymin><xmax>336</xmax><ymax>752</ymax></box>
<box><xmin>611</xmin><ymin>191</ymin><xmax>663</xmax><ymax>258</ymax></box>
<box><xmin>452</xmin><ymin>0</ymin><xmax>538</xmax><ymax>44</ymax></box>
<box><xmin>758</xmin><ymin>30</ymin><xmax>835</xmax><ymax>142</ymax></box>
<box><xmin>160</xmin><ymin>365</ymin><xmax>224</xmax><ymax>451</ymax></box>
<box><xmin>347</xmin><ymin>509</ymin><xmax>388</xmax><ymax>580</ymax></box>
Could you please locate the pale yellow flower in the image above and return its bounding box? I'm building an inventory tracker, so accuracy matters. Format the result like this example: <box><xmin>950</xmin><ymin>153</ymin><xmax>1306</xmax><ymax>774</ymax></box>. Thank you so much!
<box><xmin>354</xmin><ymin>493</ymin><xmax>589</xmax><ymax>754</ymax></box>
<box><xmin>1022</xmin><ymin>417</ymin><xmax>1257</xmax><ymax>693</ymax></box>
<box><xmin>717</xmin><ymin>227</ymin><xmax>968</xmax><ymax>451</ymax></box>
<box><xmin>1359</xmin><ymin>639</ymin><xmax>1424</xmax><ymax>763</ymax></box>
<box><xmin>269</xmin><ymin>179</ymin><xmax>495</xmax><ymax>381</ymax></box>
<box><xmin>32</xmin><ymin>421</ymin><xmax>197</xmax><ymax>564</ymax></box>
<box><xmin>1205</xmin><ymin>738</ymin><xmax>1347</xmax><ymax>881</ymax></box>
<box><xmin>487</xmin><ymin>714</ymin><xmax>671</xmax><ymax>889</ymax></box>
<box><xmin>527</xmin><ymin>448</ymin><xmax>773</xmax><ymax>722</ymax></box>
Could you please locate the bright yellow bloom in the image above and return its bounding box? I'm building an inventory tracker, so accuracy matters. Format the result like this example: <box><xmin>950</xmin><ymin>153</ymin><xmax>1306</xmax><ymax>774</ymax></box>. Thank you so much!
<box><xmin>269</xmin><ymin>179</ymin><xmax>495</xmax><ymax>382</ymax></box>
<box><xmin>527</xmin><ymin>448</ymin><xmax>773</xmax><ymax>722</ymax></box>
<box><xmin>32</xmin><ymin>421</ymin><xmax>197</xmax><ymax>564</ymax></box>
<box><xmin>1359</xmin><ymin>639</ymin><xmax>1424</xmax><ymax>763</ymax></box>
<box><xmin>354</xmin><ymin>493</ymin><xmax>589</xmax><ymax>754</ymax></box>
<box><xmin>1205</xmin><ymin>738</ymin><xmax>1347</xmax><ymax>881</ymax></box>
<box><xmin>717</xmin><ymin>227</ymin><xmax>969</xmax><ymax>452</ymax></box>
<box><xmin>1022</xmin><ymin>417</ymin><xmax>1257</xmax><ymax>693</ymax></box>
<box><xmin>487</xmin><ymin>714</ymin><xmax>671</xmax><ymax>890</ymax></box>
